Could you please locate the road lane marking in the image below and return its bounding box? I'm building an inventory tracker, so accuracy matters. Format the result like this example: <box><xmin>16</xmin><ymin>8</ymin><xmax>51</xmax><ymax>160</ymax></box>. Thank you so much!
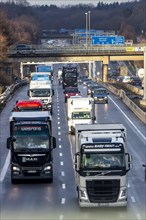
<box><xmin>62</xmin><ymin>183</ymin><xmax>66</xmax><ymax>189</ymax></box>
<box><xmin>59</xmin><ymin>144</ymin><xmax>62</xmax><ymax>148</ymax></box>
<box><xmin>59</xmin><ymin>153</ymin><xmax>63</xmax><ymax>157</ymax></box>
<box><xmin>136</xmin><ymin>213</ymin><xmax>142</xmax><ymax>220</ymax></box>
<box><xmin>60</xmin><ymin>161</ymin><xmax>64</xmax><ymax>166</ymax></box>
<box><xmin>58</xmin><ymin>132</ymin><xmax>61</xmax><ymax>135</ymax></box>
<box><xmin>58</xmin><ymin>138</ymin><xmax>61</xmax><ymax>141</ymax></box>
<box><xmin>58</xmin><ymin>121</ymin><xmax>60</xmax><ymax>124</ymax></box>
<box><xmin>61</xmin><ymin>171</ymin><xmax>65</xmax><ymax>176</ymax></box>
<box><xmin>0</xmin><ymin>151</ymin><xmax>10</xmax><ymax>182</ymax></box>
<box><xmin>59</xmin><ymin>215</ymin><xmax>64</xmax><ymax>220</ymax></box>
<box><xmin>58</xmin><ymin>126</ymin><xmax>61</xmax><ymax>130</ymax></box>
<box><xmin>61</xmin><ymin>198</ymin><xmax>65</xmax><ymax>204</ymax></box>
<box><xmin>109</xmin><ymin>96</ymin><xmax>146</xmax><ymax>141</ymax></box>
<box><xmin>131</xmin><ymin>196</ymin><xmax>136</xmax><ymax>203</ymax></box>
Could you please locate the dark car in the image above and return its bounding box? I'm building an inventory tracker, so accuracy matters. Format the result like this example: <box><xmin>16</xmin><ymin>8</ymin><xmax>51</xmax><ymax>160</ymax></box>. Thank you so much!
<box><xmin>78</xmin><ymin>75</ymin><xmax>88</xmax><ymax>84</ymax></box>
<box><xmin>64</xmin><ymin>87</ymin><xmax>80</xmax><ymax>103</ymax></box>
<box><xmin>93</xmin><ymin>88</ymin><xmax>109</xmax><ymax>104</ymax></box>
<box><xmin>82</xmin><ymin>78</ymin><xmax>92</xmax><ymax>86</ymax></box>
<box><xmin>90</xmin><ymin>85</ymin><xmax>104</xmax><ymax>96</ymax></box>
<box><xmin>13</xmin><ymin>44</ymin><xmax>34</xmax><ymax>54</ymax></box>
<box><xmin>129</xmin><ymin>76</ymin><xmax>142</xmax><ymax>87</ymax></box>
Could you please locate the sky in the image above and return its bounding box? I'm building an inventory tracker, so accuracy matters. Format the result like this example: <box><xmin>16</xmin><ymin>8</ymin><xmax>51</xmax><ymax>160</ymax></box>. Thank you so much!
<box><xmin>2</xmin><ymin>0</ymin><xmax>136</xmax><ymax>7</ymax></box>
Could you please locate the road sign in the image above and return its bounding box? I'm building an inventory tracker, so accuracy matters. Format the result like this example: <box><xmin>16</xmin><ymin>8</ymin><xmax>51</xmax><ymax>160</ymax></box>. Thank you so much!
<box><xmin>91</xmin><ymin>36</ymin><xmax>124</xmax><ymax>45</ymax></box>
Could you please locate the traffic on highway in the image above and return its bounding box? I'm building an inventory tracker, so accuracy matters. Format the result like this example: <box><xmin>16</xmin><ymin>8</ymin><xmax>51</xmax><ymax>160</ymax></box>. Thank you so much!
<box><xmin>0</xmin><ymin>62</ymin><xmax>146</xmax><ymax>220</ymax></box>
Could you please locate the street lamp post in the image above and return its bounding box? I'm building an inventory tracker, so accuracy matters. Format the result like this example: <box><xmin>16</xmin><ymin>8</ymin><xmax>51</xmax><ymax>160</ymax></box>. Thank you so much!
<box><xmin>85</xmin><ymin>12</ymin><xmax>88</xmax><ymax>48</ymax></box>
<box><xmin>88</xmin><ymin>11</ymin><xmax>91</xmax><ymax>45</ymax></box>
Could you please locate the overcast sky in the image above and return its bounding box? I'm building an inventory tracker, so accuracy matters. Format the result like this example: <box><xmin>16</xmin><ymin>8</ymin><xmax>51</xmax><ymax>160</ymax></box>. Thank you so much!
<box><xmin>28</xmin><ymin>0</ymin><xmax>135</xmax><ymax>6</ymax></box>
<box><xmin>2</xmin><ymin>0</ymin><xmax>136</xmax><ymax>6</ymax></box>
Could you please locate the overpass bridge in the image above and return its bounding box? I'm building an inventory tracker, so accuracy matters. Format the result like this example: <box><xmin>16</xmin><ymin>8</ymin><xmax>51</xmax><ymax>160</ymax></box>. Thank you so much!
<box><xmin>7</xmin><ymin>44</ymin><xmax>145</xmax><ymax>82</ymax></box>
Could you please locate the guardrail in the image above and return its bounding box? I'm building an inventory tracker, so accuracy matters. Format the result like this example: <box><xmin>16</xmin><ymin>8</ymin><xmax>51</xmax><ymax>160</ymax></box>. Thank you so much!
<box><xmin>0</xmin><ymin>80</ymin><xmax>28</xmax><ymax>112</ymax></box>
<box><xmin>104</xmin><ymin>83</ymin><xmax>146</xmax><ymax>124</ymax></box>
<box><xmin>8</xmin><ymin>44</ymin><xmax>145</xmax><ymax>56</ymax></box>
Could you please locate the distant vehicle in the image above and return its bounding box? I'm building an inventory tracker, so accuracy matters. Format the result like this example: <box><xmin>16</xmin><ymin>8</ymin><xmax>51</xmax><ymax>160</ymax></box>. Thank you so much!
<box><xmin>93</xmin><ymin>88</ymin><xmax>109</xmax><ymax>104</ymax></box>
<box><xmin>78</xmin><ymin>75</ymin><xmax>88</xmax><ymax>84</ymax></box>
<box><xmin>116</xmin><ymin>76</ymin><xmax>131</xmax><ymax>83</ymax></box>
<box><xmin>13</xmin><ymin>44</ymin><xmax>34</xmax><ymax>54</ymax></box>
<box><xmin>129</xmin><ymin>76</ymin><xmax>142</xmax><ymax>87</ymax></box>
<box><xmin>82</xmin><ymin>78</ymin><xmax>92</xmax><ymax>86</ymax></box>
<box><xmin>64</xmin><ymin>87</ymin><xmax>80</xmax><ymax>103</ymax></box>
<box><xmin>89</xmin><ymin>85</ymin><xmax>103</xmax><ymax>96</ymax></box>
<box><xmin>62</xmin><ymin>64</ymin><xmax>78</xmax><ymax>89</ymax></box>
<box><xmin>12</xmin><ymin>100</ymin><xmax>43</xmax><ymax>111</ymax></box>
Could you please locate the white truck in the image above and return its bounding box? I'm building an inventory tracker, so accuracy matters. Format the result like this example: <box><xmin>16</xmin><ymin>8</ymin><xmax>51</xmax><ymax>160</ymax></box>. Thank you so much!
<box><xmin>67</xmin><ymin>96</ymin><xmax>96</xmax><ymax>134</ymax></box>
<box><xmin>74</xmin><ymin>124</ymin><xmax>132</xmax><ymax>207</ymax></box>
<box><xmin>28</xmin><ymin>73</ymin><xmax>54</xmax><ymax>114</ymax></box>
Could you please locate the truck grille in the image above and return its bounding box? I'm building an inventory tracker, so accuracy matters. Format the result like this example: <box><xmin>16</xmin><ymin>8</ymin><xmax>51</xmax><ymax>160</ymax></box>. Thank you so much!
<box><xmin>86</xmin><ymin>179</ymin><xmax>120</xmax><ymax>203</ymax></box>
<box><xmin>21</xmin><ymin>166</ymin><xmax>42</xmax><ymax>176</ymax></box>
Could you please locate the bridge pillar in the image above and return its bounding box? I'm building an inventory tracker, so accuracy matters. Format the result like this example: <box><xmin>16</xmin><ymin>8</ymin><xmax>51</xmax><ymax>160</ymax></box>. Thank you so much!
<box><xmin>88</xmin><ymin>61</ymin><xmax>92</xmax><ymax>78</ymax></box>
<box><xmin>102</xmin><ymin>64</ymin><xmax>108</xmax><ymax>82</ymax></box>
<box><xmin>102</xmin><ymin>56</ymin><xmax>109</xmax><ymax>82</ymax></box>
<box><xmin>20</xmin><ymin>62</ymin><xmax>23</xmax><ymax>79</ymax></box>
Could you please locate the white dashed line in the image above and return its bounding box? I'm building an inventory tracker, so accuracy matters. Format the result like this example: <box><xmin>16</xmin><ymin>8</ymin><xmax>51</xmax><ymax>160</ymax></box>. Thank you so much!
<box><xmin>58</xmin><ymin>138</ymin><xmax>61</xmax><ymax>141</ymax></box>
<box><xmin>59</xmin><ymin>153</ymin><xmax>63</xmax><ymax>157</ymax></box>
<box><xmin>60</xmin><ymin>161</ymin><xmax>64</xmax><ymax>166</ymax></box>
<box><xmin>61</xmin><ymin>198</ymin><xmax>65</xmax><ymax>204</ymax></box>
<box><xmin>61</xmin><ymin>171</ymin><xmax>65</xmax><ymax>176</ymax></box>
<box><xmin>59</xmin><ymin>144</ymin><xmax>62</xmax><ymax>148</ymax></box>
<box><xmin>59</xmin><ymin>215</ymin><xmax>64</xmax><ymax>220</ymax></box>
<box><xmin>62</xmin><ymin>183</ymin><xmax>66</xmax><ymax>189</ymax></box>
<box><xmin>58</xmin><ymin>121</ymin><xmax>60</xmax><ymax>124</ymax></box>
<box><xmin>58</xmin><ymin>117</ymin><xmax>60</xmax><ymax>119</ymax></box>
<box><xmin>136</xmin><ymin>213</ymin><xmax>142</xmax><ymax>220</ymax></box>
<box><xmin>58</xmin><ymin>126</ymin><xmax>61</xmax><ymax>130</ymax></box>
<box><xmin>58</xmin><ymin>132</ymin><xmax>61</xmax><ymax>135</ymax></box>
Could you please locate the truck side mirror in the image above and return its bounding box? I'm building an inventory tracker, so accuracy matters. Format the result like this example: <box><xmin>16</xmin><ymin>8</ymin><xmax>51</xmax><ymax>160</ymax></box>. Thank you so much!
<box><xmin>125</xmin><ymin>153</ymin><xmax>132</xmax><ymax>171</ymax></box>
<box><xmin>7</xmin><ymin>136</ymin><xmax>16</xmax><ymax>149</ymax></box>
<box><xmin>7</xmin><ymin>137</ymin><xmax>11</xmax><ymax>149</ymax></box>
<box><xmin>27</xmin><ymin>90</ymin><xmax>30</xmax><ymax>97</ymax></box>
<box><xmin>92</xmin><ymin>116</ymin><xmax>96</xmax><ymax>121</ymax></box>
<box><xmin>74</xmin><ymin>152</ymin><xmax>80</xmax><ymax>172</ymax></box>
<box><xmin>52</xmin><ymin>136</ymin><xmax>56</xmax><ymax>149</ymax></box>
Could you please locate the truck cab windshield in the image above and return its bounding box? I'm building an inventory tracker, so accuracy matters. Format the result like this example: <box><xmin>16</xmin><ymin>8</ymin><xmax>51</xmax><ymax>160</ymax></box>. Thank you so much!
<box><xmin>81</xmin><ymin>153</ymin><xmax>125</xmax><ymax>170</ymax></box>
<box><xmin>13</xmin><ymin>125</ymin><xmax>50</xmax><ymax>150</ymax></box>
<box><xmin>31</xmin><ymin>89</ymin><xmax>50</xmax><ymax>97</ymax></box>
<box><xmin>72</xmin><ymin>112</ymin><xmax>91</xmax><ymax>119</ymax></box>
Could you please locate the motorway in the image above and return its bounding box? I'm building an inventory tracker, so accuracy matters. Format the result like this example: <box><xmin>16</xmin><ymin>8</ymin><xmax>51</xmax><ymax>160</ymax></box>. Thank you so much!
<box><xmin>0</xmin><ymin>65</ymin><xmax>146</xmax><ymax>220</ymax></box>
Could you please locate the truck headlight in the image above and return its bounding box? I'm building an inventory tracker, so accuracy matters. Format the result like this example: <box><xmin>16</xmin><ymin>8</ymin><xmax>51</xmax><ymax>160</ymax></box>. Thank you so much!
<box><xmin>119</xmin><ymin>188</ymin><xmax>127</xmax><ymax>199</ymax></box>
<box><xmin>80</xmin><ymin>190</ymin><xmax>88</xmax><ymax>200</ymax></box>
<box><xmin>12</xmin><ymin>166</ymin><xmax>20</xmax><ymax>171</ymax></box>
<box><xmin>44</xmin><ymin>166</ymin><xmax>51</xmax><ymax>171</ymax></box>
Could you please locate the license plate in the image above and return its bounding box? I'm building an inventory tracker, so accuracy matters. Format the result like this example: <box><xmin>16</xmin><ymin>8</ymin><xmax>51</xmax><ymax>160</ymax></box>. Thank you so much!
<box><xmin>98</xmin><ymin>203</ymin><xmax>108</xmax><ymax>206</ymax></box>
<box><xmin>27</xmin><ymin>170</ymin><xmax>37</xmax><ymax>173</ymax></box>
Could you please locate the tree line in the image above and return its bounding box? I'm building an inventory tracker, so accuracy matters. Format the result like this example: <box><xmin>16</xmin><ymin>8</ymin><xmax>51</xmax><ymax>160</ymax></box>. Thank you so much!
<box><xmin>0</xmin><ymin>0</ymin><xmax>145</xmax><ymax>86</ymax></box>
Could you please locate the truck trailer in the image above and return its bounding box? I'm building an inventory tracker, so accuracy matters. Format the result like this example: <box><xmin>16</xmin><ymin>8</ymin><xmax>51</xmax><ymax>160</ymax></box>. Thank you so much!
<box><xmin>7</xmin><ymin>111</ymin><xmax>56</xmax><ymax>184</ymax></box>
<box><xmin>28</xmin><ymin>77</ymin><xmax>54</xmax><ymax>114</ymax></box>
<box><xmin>74</xmin><ymin>124</ymin><xmax>132</xmax><ymax>207</ymax></box>
<box><xmin>67</xmin><ymin>96</ymin><xmax>96</xmax><ymax>134</ymax></box>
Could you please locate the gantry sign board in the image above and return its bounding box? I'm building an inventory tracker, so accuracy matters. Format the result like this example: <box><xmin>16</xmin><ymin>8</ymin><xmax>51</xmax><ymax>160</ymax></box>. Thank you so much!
<box><xmin>91</xmin><ymin>36</ymin><xmax>125</xmax><ymax>45</ymax></box>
